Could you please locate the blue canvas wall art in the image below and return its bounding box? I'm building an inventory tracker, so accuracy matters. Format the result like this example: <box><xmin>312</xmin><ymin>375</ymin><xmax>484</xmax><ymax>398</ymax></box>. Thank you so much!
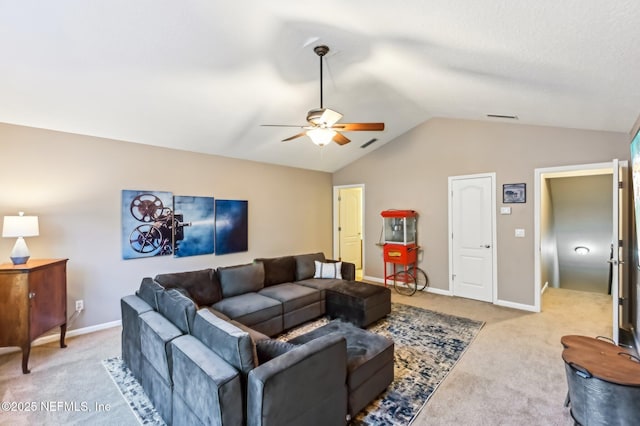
<box><xmin>122</xmin><ymin>190</ymin><xmax>174</xmax><ymax>259</ymax></box>
<box><xmin>215</xmin><ymin>199</ymin><xmax>248</xmax><ymax>255</ymax></box>
<box><xmin>173</xmin><ymin>195</ymin><xmax>215</xmax><ymax>257</ymax></box>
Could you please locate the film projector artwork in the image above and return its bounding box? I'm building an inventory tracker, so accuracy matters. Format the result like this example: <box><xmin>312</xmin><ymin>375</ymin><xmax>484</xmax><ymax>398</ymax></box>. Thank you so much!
<box><xmin>121</xmin><ymin>190</ymin><xmax>215</xmax><ymax>259</ymax></box>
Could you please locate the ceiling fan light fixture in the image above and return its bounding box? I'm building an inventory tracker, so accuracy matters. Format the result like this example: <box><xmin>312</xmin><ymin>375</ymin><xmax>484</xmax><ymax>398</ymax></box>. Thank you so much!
<box><xmin>574</xmin><ymin>246</ymin><xmax>590</xmax><ymax>255</ymax></box>
<box><xmin>307</xmin><ymin>128</ymin><xmax>336</xmax><ymax>146</ymax></box>
<box><xmin>262</xmin><ymin>44</ymin><xmax>384</xmax><ymax>146</ymax></box>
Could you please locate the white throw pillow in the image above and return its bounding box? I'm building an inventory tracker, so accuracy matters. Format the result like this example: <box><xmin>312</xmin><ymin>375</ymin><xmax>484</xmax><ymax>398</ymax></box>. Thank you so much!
<box><xmin>313</xmin><ymin>261</ymin><xmax>342</xmax><ymax>279</ymax></box>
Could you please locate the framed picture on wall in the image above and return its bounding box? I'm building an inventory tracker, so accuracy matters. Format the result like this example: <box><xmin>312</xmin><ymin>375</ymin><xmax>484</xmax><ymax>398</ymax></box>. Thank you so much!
<box><xmin>503</xmin><ymin>183</ymin><xmax>526</xmax><ymax>203</ymax></box>
<box><xmin>215</xmin><ymin>199</ymin><xmax>248</xmax><ymax>255</ymax></box>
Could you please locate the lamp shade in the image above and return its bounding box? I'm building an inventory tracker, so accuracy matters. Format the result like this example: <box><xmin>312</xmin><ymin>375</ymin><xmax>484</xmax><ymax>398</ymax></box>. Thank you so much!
<box><xmin>307</xmin><ymin>128</ymin><xmax>337</xmax><ymax>146</ymax></box>
<box><xmin>2</xmin><ymin>213</ymin><xmax>39</xmax><ymax>238</ymax></box>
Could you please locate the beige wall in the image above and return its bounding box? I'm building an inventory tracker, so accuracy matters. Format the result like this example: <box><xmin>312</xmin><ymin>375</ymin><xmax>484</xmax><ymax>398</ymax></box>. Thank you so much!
<box><xmin>0</xmin><ymin>123</ymin><xmax>333</xmax><ymax>330</ymax></box>
<box><xmin>333</xmin><ymin>118</ymin><xmax>630</xmax><ymax>308</ymax></box>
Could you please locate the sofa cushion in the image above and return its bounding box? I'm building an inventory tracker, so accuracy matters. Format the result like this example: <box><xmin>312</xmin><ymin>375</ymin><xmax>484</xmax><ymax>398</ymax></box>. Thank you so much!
<box><xmin>294</xmin><ymin>252</ymin><xmax>326</xmax><ymax>281</ymax></box>
<box><xmin>314</xmin><ymin>261</ymin><xmax>343</xmax><ymax>279</ymax></box>
<box><xmin>192</xmin><ymin>309</ymin><xmax>257</xmax><ymax>374</ymax></box>
<box><xmin>201</xmin><ymin>306</ymin><xmax>231</xmax><ymax>322</ymax></box>
<box><xmin>137</xmin><ymin>277</ymin><xmax>164</xmax><ymax>311</ymax></box>
<box><xmin>255</xmin><ymin>339</ymin><xmax>298</xmax><ymax>364</ymax></box>
<box><xmin>288</xmin><ymin>320</ymin><xmax>394</xmax><ymax>390</ymax></box>
<box><xmin>157</xmin><ymin>289</ymin><xmax>198</xmax><ymax>334</ymax></box>
<box><xmin>254</xmin><ymin>256</ymin><xmax>296</xmax><ymax>287</ymax></box>
<box><xmin>296</xmin><ymin>278</ymin><xmax>344</xmax><ymax>289</ymax></box>
<box><xmin>258</xmin><ymin>283</ymin><xmax>321</xmax><ymax>313</ymax></box>
<box><xmin>217</xmin><ymin>263</ymin><xmax>265</xmax><ymax>298</ymax></box>
<box><xmin>154</xmin><ymin>268</ymin><xmax>222</xmax><ymax>306</ymax></box>
<box><xmin>212</xmin><ymin>293</ymin><xmax>282</xmax><ymax>327</ymax></box>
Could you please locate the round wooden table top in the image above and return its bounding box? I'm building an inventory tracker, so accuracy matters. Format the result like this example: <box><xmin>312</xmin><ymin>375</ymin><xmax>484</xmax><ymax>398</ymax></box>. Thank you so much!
<box><xmin>561</xmin><ymin>335</ymin><xmax>640</xmax><ymax>386</ymax></box>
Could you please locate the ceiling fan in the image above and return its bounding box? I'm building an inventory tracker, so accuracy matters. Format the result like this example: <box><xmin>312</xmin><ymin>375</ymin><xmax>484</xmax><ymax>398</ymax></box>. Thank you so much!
<box><xmin>262</xmin><ymin>45</ymin><xmax>384</xmax><ymax>146</ymax></box>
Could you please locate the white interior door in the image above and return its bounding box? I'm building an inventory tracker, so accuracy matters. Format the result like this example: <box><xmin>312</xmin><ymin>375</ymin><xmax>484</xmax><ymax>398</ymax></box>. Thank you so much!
<box><xmin>338</xmin><ymin>187</ymin><xmax>363</xmax><ymax>268</ymax></box>
<box><xmin>449</xmin><ymin>174</ymin><xmax>496</xmax><ymax>302</ymax></box>
<box><xmin>611</xmin><ymin>159</ymin><xmax>629</xmax><ymax>345</ymax></box>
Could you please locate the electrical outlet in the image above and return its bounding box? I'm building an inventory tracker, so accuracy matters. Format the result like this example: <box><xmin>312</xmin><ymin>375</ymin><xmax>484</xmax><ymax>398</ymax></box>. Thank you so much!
<box><xmin>75</xmin><ymin>300</ymin><xmax>84</xmax><ymax>312</ymax></box>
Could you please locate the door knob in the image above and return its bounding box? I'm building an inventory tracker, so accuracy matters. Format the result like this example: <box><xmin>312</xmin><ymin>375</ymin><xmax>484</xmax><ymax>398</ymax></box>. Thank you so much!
<box><xmin>480</xmin><ymin>245</ymin><xmax>491</xmax><ymax>248</ymax></box>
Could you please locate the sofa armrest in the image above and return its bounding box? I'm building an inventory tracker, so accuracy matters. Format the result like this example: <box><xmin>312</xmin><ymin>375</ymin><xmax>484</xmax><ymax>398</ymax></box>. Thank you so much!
<box><xmin>247</xmin><ymin>333</ymin><xmax>348</xmax><ymax>426</ymax></box>
<box><xmin>340</xmin><ymin>261</ymin><xmax>356</xmax><ymax>281</ymax></box>
<box><xmin>121</xmin><ymin>295</ymin><xmax>153</xmax><ymax>380</ymax></box>
<box><xmin>171</xmin><ymin>335</ymin><xmax>244</xmax><ymax>426</ymax></box>
<box><xmin>326</xmin><ymin>259</ymin><xmax>356</xmax><ymax>281</ymax></box>
<box><xmin>139</xmin><ymin>311</ymin><xmax>184</xmax><ymax>383</ymax></box>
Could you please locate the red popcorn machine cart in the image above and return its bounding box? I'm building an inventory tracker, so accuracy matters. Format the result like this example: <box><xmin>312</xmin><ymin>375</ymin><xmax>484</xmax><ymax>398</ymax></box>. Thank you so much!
<box><xmin>381</xmin><ymin>209</ymin><xmax>428</xmax><ymax>295</ymax></box>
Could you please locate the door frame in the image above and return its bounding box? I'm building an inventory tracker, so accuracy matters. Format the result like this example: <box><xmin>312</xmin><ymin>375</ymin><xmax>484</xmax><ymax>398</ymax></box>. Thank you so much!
<box><xmin>333</xmin><ymin>184</ymin><xmax>365</xmax><ymax>270</ymax></box>
<box><xmin>448</xmin><ymin>172</ymin><xmax>498</xmax><ymax>302</ymax></box>
<box><xmin>533</xmin><ymin>161</ymin><xmax>624</xmax><ymax>315</ymax></box>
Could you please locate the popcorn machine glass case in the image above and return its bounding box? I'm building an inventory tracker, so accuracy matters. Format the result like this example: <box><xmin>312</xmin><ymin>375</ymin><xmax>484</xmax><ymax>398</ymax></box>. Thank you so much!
<box><xmin>381</xmin><ymin>210</ymin><xmax>418</xmax><ymax>266</ymax></box>
<box><xmin>382</xmin><ymin>210</ymin><xmax>417</xmax><ymax>245</ymax></box>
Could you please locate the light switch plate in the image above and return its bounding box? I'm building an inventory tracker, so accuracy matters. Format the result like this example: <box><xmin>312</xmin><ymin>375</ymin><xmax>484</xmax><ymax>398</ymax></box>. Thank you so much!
<box><xmin>500</xmin><ymin>207</ymin><xmax>512</xmax><ymax>215</ymax></box>
<box><xmin>515</xmin><ymin>228</ymin><xmax>525</xmax><ymax>237</ymax></box>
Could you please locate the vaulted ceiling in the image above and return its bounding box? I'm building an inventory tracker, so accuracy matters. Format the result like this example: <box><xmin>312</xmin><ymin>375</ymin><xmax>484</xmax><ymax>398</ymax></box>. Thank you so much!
<box><xmin>1</xmin><ymin>1</ymin><xmax>639</xmax><ymax>172</ymax></box>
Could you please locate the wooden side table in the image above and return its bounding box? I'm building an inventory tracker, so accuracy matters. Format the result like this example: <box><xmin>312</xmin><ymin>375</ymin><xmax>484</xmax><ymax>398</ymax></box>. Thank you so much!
<box><xmin>0</xmin><ymin>258</ymin><xmax>68</xmax><ymax>373</ymax></box>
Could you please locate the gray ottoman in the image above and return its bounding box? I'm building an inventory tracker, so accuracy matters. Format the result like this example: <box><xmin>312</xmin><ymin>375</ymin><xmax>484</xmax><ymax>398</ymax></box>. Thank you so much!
<box><xmin>289</xmin><ymin>320</ymin><xmax>394</xmax><ymax>419</ymax></box>
<box><xmin>326</xmin><ymin>281</ymin><xmax>391</xmax><ymax>328</ymax></box>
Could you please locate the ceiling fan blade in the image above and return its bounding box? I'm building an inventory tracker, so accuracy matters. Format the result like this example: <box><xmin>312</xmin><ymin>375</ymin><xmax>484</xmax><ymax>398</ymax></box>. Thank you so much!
<box><xmin>261</xmin><ymin>124</ymin><xmax>306</xmax><ymax>128</ymax></box>
<box><xmin>282</xmin><ymin>132</ymin><xmax>307</xmax><ymax>142</ymax></box>
<box><xmin>333</xmin><ymin>122</ymin><xmax>385</xmax><ymax>131</ymax></box>
<box><xmin>306</xmin><ymin>108</ymin><xmax>343</xmax><ymax>126</ymax></box>
<box><xmin>333</xmin><ymin>132</ymin><xmax>351</xmax><ymax>145</ymax></box>
<box><xmin>320</xmin><ymin>108</ymin><xmax>343</xmax><ymax>127</ymax></box>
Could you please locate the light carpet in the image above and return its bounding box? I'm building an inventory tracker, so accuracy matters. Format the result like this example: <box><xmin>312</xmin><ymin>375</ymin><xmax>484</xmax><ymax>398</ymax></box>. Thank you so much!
<box><xmin>103</xmin><ymin>303</ymin><xmax>484</xmax><ymax>425</ymax></box>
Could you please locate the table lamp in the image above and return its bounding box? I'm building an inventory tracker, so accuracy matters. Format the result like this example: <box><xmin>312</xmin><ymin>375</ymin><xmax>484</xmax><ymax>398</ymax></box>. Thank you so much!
<box><xmin>2</xmin><ymin>212</ymin><xmax>39</xmax><ymax>265</ymax></box>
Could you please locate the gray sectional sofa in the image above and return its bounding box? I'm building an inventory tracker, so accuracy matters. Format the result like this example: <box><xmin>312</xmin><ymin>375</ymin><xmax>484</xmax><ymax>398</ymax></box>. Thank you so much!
<box><xmin>120</xmin><ymin>252</ymin><xmax>392</xmax><ymax>425</ymax></box>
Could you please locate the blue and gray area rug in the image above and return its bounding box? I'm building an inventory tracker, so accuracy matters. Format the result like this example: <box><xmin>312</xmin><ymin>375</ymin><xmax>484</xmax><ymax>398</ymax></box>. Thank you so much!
<box><xmin>103</xmin><ymin>303</ymin><xmax>484</xmax><ymax>426</ymax></box>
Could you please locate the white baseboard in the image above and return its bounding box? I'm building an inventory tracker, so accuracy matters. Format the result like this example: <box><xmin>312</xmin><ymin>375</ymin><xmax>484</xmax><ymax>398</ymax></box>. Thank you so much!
<box><xmin>364</xmin><ymin>275</ymin><xmax>452</xmax><ymax>296</ymax></box>
<box><xmin>0</xmin><ymin>320</ymin><xmax>121</xmax><ymax>356</ymax></box>
<box><xmin>367</xmin><ymin>274</ymin><xmax>536</xmax><ymax>312</ymax></box>
<box><xmin>494</xmin><ymin>298</ymin><xmax>539</xmax><ymax>312</ymax></box>
<box><xmin>426</xmin><ymin>287</ymin><xmax>453</xmax><ymax>296</ymax></box>
<box><xmin>363</xmin><ymin>275</ymin><xmax>384</xmax><ymax>284</ymax></box>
